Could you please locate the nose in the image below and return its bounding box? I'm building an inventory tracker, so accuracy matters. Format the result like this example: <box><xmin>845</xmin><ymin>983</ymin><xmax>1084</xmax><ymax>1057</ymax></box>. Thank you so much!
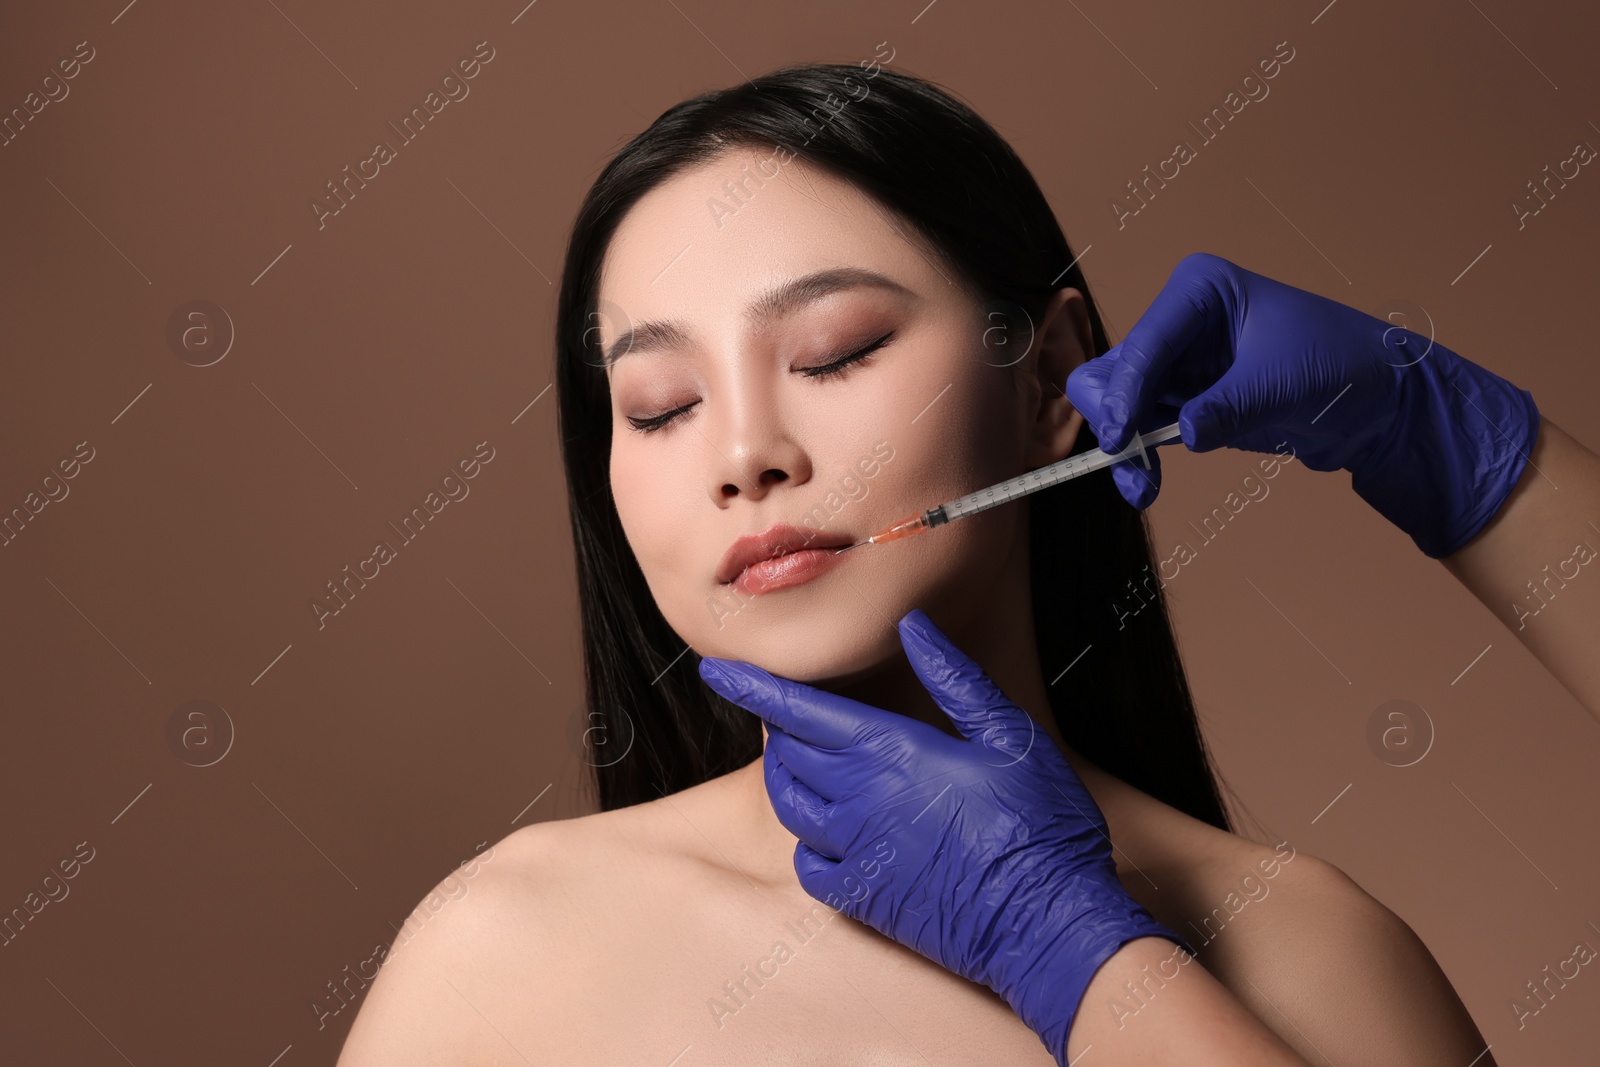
<box><xmin>702</xmin><ymin>382</ymin><xmax>812</xmax><ymax>505</ymax></box>
<box><xmin>725</xmin><ymin>465</ymin><xmax>789</xmax><ymax>499</ymax></box>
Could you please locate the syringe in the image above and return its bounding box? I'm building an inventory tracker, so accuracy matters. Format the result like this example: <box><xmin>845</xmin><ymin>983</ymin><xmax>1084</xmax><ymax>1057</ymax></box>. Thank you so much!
<box><xmin>833</xmin><ymin>421</ymin><xmax>1184</xmax><ymax>553</ymax></box>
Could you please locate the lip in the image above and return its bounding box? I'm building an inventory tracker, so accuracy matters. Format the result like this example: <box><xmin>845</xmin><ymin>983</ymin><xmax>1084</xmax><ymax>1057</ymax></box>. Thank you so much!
<box><xmin>717</xmin><ymin>523</ymin><xmax>854</xmax><ymax>596</ymax></box>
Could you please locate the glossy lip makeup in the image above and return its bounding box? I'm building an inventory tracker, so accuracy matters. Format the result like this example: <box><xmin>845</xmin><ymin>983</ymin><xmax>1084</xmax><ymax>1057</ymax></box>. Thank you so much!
<box><xmin>717</xmin><ymin>523</ymin><xmax>854</xmax><ymax>597</ymax></box>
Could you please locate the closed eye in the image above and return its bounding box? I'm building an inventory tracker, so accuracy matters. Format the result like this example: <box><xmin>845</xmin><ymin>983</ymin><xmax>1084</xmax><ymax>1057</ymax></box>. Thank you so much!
<box><xmin>625</xmin><ymin>330</ymin><xmax>895</xmax><ymax>434</ymax></box>
<box><xmin>798</xmin><ymin>329</ymin><xmax>895</xmax><ymax>378</ymax></box>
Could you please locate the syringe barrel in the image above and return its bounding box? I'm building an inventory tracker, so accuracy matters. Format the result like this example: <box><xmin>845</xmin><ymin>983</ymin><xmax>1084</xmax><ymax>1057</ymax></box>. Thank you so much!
<box><xmin>913</xmin><ymin>422</ymin><xmax>1183</xmax><ymax>530</ymax></box>
<box><xmin>942</xmin><ymin>463</ymin><xmax>1084</xmax><ymax>521</ymax></box>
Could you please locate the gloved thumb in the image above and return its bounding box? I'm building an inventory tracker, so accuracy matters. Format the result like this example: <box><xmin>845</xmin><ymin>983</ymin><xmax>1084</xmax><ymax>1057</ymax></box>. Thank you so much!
<box><xmin>897</xmin><ymin>610</ymin><xmax>1033</xmax><ymax>752</ymax></box>
<box><xmin>1178</xmin><ymin>363</ymin><xmax>1273</xmax><ymax>453</ymax></box>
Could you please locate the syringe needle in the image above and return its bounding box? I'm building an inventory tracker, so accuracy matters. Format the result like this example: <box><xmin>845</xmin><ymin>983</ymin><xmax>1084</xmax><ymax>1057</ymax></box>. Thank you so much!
<box><xmin>833</xmin><ymin>512</ymin><xmax>933</xmax><ymax>553</ymax></box>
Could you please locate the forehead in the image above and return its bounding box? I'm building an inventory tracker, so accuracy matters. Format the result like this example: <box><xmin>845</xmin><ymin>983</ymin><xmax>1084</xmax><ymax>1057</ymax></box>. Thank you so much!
<box><xmin>596</xmin><ymin>148</ymin><xmax>948</xmax><ymax>350</ymax></box>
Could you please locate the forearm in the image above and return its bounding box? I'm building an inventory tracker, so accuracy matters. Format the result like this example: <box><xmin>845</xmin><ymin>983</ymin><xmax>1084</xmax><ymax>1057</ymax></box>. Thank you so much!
<box><xmin>1055</xmin><ymin>937</ymin><xmax>1312</xmax><ymax>1066</ymax></box>
<box><xmin>1440</xmin><ymin>417</ymin><xmax>1600</xmax><ymax>717</ymax></box>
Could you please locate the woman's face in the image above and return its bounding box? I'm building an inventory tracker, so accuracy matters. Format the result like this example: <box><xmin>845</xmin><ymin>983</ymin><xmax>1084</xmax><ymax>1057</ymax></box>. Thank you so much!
<box><xmin>597</xmin><ymin>147</ymin><xmax>1086</xmax><ymax>684</ymax></box>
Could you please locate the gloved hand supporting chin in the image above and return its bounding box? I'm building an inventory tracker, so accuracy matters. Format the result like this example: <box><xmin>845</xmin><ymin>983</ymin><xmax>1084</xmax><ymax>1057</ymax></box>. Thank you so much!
<box><xmin>699</xmin><ymin>609</ymin><xmax>1191</xmax><ymax>1065</ymax></box>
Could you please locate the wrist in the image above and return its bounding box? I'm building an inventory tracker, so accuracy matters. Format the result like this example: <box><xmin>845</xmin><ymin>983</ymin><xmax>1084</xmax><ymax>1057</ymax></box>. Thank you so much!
<box><xmin>997</xmin><ymin>868</ymin><xmax>1192</xmax><ymax>1066</ymax></box>
<box><xmin>1350</xmin><ymin>343</ymin><xmax>1541</xmax><ymax>558</ymax></box>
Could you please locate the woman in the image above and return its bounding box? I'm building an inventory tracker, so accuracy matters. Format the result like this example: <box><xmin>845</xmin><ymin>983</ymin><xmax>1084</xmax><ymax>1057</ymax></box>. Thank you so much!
<box><xmin>337</xmin><ymin>62</ymin><xmax>1497</xmax><ymax>1064</ymax></box>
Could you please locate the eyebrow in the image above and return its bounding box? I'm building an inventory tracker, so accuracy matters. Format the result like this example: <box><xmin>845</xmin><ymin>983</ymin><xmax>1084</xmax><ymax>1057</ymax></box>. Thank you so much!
<box><xmin>601</xmin><ymin>266</ymin><xmax>917</xmax><ymax>368</ymax></box>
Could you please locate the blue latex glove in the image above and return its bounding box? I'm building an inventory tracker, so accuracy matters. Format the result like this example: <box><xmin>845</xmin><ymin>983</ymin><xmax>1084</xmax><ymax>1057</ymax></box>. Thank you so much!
<box><xmin>1066</xmin><ymin>252</ymin><xmax>1541</xmax><ymax>558</ymax></box>
<box><xmin>698</xmin><ymin>608</ymin><xmax>1192</xmax><ymax>1065</ymax></box>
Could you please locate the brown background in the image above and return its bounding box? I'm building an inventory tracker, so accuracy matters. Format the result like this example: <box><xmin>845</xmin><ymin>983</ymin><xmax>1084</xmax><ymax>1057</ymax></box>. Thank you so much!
<box><xmin>2</xmin><ymin>0</ymin><xmax>1597</xmax><ymax>1063</ymax></box>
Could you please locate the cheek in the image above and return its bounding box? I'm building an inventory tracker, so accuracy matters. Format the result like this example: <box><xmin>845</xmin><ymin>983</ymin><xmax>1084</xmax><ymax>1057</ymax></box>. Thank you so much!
<box><xmin>610</xmin><ymin>442</ymin><xmax>666</xmax><ymax>560</ymax></box>
<box><xmin>865</xmin><ymin>342</ymin><xmax>1028</xmax><ymax>587</ymax></box>
<box><xmin>610</xmin><ymin>438</ymin><xmax>705</xmax><ymax>606</ymax></box>
<box><xmin>874</xmin><ymin>338</ymin><xmax>1023</xmax><ymax>493</ymax></box>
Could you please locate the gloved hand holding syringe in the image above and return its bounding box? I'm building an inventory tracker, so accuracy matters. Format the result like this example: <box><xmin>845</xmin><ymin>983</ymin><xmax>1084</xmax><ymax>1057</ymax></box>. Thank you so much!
<box><xmin>703</xmin><ymin>251</ymin><xmax>1557</xmax><ymax>1067</ymax></box>
<box><xmin>832</xmin><ymin>422</ymin><xmax>1184</xmax><ymax>553</ymax></box>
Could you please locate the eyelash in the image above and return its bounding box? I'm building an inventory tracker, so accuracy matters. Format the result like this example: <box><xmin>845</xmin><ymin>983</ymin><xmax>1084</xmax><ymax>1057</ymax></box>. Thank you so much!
<box><xmin>625</xmin><ymin>330</ymin><xmax>895</xmax><ymax>435</ymax></box>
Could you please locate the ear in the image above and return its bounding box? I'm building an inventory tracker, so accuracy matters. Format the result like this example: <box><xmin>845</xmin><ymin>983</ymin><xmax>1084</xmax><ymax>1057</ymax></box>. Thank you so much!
<box><xmin>1022</xmin><ymin>287</ymin><xmax>1091</xmax><ymax>469</ymax></box>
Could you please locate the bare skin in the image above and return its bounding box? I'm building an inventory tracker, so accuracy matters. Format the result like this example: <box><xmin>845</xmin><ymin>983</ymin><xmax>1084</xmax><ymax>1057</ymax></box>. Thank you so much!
<box><xmin>337</xmin><ymin>150</ymin><xmax>1502</xmax><ymax>1065</ymax></box>
<box><xmin>1441</xmin><ymin>418</ymin><xmax>1600</xmax><ymax>720</ymax></box>
<box><xmin>335</xmin><ymin>755</ymin><xmax>1492</xmax><ymax>1066</ymax></box>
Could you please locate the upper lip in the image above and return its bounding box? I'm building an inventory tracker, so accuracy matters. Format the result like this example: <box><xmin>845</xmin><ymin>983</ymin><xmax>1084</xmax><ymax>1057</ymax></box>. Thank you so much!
<box><xmin>716</xmin><ymin>523</ymin><xmax>853</xmax><ymax>585</ymax></box>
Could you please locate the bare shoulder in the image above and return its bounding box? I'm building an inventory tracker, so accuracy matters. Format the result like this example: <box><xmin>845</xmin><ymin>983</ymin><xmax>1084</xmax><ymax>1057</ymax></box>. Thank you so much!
<box><xmin>335</xmin><ymin>807</ymin><xmax>659</xmax><ymax>1067</ymax></box>
<box><xmin>1168</xmin><ymin>829</ymin><xmax>1494</xmax><ymax>1067</ymax></box>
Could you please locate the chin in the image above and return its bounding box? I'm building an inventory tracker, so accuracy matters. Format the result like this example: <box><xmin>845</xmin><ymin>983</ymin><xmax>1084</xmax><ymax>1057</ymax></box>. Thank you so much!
<box><xmin>683</xmin><ymin>579</ymin><xmax>909</xmax><ymax>683</ymax></box>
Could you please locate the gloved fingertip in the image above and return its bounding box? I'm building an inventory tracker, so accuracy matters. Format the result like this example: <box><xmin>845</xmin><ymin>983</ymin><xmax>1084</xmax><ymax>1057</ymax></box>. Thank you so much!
<box><xmin>699</xmin><ymin>657</ymin><xmax>770</xmax><ymax>703</ymax></box>
<box><xmin>1176</xmin><ymin>409</ymin><xmax>1199</xmax><ymax>450</ymax></box>
<box><xmin>898</xmin><ymin>606</ymin><xmax>932</xmax><ymax>632</ymax></box>
<box><xmin>793</xmin><ymin>843</ymin><xmax>837</xmax><ymax>888</ymax></box>
<box><xmin>1113</xmin><ymin>462</ymin><xmax>1158</xmax><ymax>510</ymax></box>
<box><xmin>698</xmin><ymin>657</ymin><xmax>732</xmax><ymax>687</ymax></box>
<box><xmin>897</xmin><ymin>608</ymin><xmax>944</xmax><ymax>653</ymax></box>
<box><xmin>898</xmin><ymin>635</ymin><xmax>940</xmax><ymax>690</ymax></box>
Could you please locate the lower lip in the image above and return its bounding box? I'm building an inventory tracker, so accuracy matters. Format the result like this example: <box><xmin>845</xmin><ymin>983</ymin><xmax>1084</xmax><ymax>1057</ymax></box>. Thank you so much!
<box><xmin>730</xmin><ymin>546</ymin><xmax>848</xmax><ymax>596</ymax></box>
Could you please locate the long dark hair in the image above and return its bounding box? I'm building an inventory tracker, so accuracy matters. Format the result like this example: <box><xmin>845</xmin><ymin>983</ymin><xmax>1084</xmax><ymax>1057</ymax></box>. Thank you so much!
<box><xmin>554</xmin><ymin>60</ymin><xmax>1232</xmax><ymax>832</ymax></box>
